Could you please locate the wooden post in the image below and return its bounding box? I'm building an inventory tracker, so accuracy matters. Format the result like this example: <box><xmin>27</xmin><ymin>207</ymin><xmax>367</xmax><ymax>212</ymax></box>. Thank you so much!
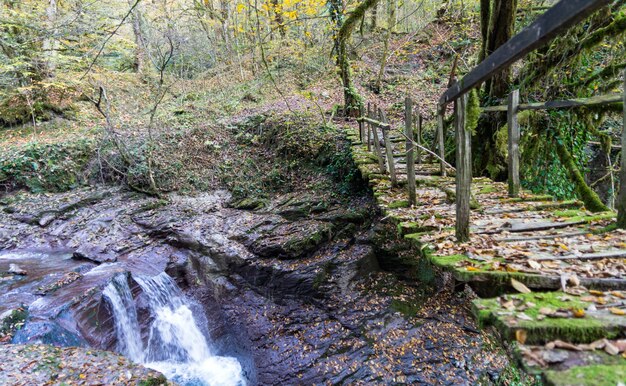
<box><xmin>508</xmin><ymin>89</ymin><xmax>521</xmax><ymax>197</ymax></box>
<box><xmin>416</xmin><ymin>114</ymin><xmax>422</xmax><ymax>164</ymax></box>
<box><xmin>617</xmin><ymin>70</ymin><xmax>626</xmax><ymax>228</ymax></box>
<box><xmin>380</xmin><ymin>108</ymin><xmax>397</xmax><ymax>186</ymax></box>
<box><xmin>405</xmin><ymin>97</ymin><xmax>416</xmax><ymax>205</ymax></box>
<box><xmin>437</xmin><ymin>108</ymin><xmax>447</xmax><ymax>176</ymax></box>
<box><xmin>358</xmin><ymin>105</ymin><xmax>364</xmax><ymax>143</ymax></box>
<box><xmin>455</xmin><ymin>93</ymin><xmax>471</xmax><ymax>242</ymax></box>
<box><xmin>367</xmin><ymin>103</ymin><xmax>372</xmax><ymax>152</ymax></box>
<box><xmin>370</xmin><ymin>106</ymin><xmax>386</xmax><ymax>174</ymax></box>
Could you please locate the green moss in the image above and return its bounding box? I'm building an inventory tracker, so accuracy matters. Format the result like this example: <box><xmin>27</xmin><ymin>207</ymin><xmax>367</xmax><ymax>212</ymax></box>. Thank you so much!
<box><xmin>477</xmin><ymin>185</ymin><xmax>498</xmax><ymax>194</ymax></box>
<box><xmin>138</xmin><ymin>375</ymin><xmax>168</xmax><ymax>386</ymax></box>
<box><xmin>554</xmin><ymin>140</ymin><xmax>609</xmax><ymax>213</ymax></box>
<box><xmin>466</xmin><ymin>89</ymin><xmax>481</xmax><ymax>136</ymax></box>
<box><xmin>567</xmin><ymin>211</ymin><xmax>615</xmax><ymax>223</ymax></box>
<box><xmin>533</xmin><ymin>200</ymin><xmax>582</xmax><ymax>211</ymax></box>
<box><xmin>545</xmin><ymin>365</ymin><xmax>626</xmax><ymax>386</ymax></box>
<box><xmin>0</xmin><ymin>307</ymin><xmax>28</xmax><ymax>339</ymax></box>
<box><xmin>387</xmin><ymin>200</ymin><xmax>409</xmax><ymax>209</ymax></box>
<box><xmin>474</xmin><ymin>292</ymin><xmax>616</xmax><ymax>344</ymax></box>
<box><xmin>429</xmin><ymin>254</ymin><xmax>469</xmax><ymax>268</ymax></box>
<box><xmin>505</xmin><ymin>194</ymin><xmax>553</xmax><ymax>203</ymax></box>
<box><xmin>0</xmin><ymin>139</ymin><xmax>95</xmax><ymax>193</ymax></box>
<box><xmin>553</xmin><ymin>209</ymin><xmax>586</xmax><ymax>218</ymax></box>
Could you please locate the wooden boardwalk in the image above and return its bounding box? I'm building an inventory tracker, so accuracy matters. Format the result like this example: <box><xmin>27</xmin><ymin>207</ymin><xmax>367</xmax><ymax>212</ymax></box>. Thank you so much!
<box><xmin>347</xmin><ymin>125</ymin><xmax>626</xmax><ymax>384</ymax></box>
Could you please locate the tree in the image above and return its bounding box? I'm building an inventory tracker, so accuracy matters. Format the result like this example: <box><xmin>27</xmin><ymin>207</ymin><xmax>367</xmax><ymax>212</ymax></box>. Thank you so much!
<box><xmin>329</xmin><ymin>0</ymin><xmax>380</xmax><ymax>117</ymax></box>
<box><xmin>128</xmin><ymin>0</ymin><xmax>148</xmax><ymax>73</ymax></box>
<box><xmin>473</xmin><ymin>0</ymin><xmax>518</xmax><ymax>179</ymax></box>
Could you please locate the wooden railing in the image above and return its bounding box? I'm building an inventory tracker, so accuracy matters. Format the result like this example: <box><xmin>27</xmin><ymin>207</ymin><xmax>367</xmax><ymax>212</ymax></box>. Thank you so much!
<box><xmin>355</xmin><ymin>0</ymin><xmax>624</xmax><ymax>242</ymax></box>
<box><xmin>436</xmin><ymin>0</ymin><xmax>622</xmax><ymax>242</ymax></box>
<box><xmin>483</xmin><ymin>89</ymin><xmax>624</xmax><ymax>198</ymax></box>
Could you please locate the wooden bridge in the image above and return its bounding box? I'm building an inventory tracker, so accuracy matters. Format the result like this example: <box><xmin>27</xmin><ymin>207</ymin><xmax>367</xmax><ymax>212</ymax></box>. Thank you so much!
<box><xmin>350</xmin><ymin>0</ymin><xmax>626</xmax><ymax>383</ymax></box>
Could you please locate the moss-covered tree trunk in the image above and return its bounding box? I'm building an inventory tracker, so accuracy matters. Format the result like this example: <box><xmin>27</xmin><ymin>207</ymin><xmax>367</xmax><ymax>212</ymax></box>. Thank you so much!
<box><xmin>331</xmin><ymin>0</ymin><xmax>380</xmax><ymax>117</ymax></box>
<box><xmin>473</xmin><ymin>0</ymin><xmax>517</xmax><ymax>179</ymax></box>
<box><xmin>618</xmin><ymin>71</ymin><xmax>626</xmax><ymax>228</ymax></box>
<box><xmin>555</xmin><ymin>139</ymin><xmax>609</xmax><ymax>213</ymax></box>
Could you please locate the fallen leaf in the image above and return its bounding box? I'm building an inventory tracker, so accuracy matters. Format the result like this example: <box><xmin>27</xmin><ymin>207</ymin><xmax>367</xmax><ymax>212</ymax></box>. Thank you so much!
<box><xmin>609</xmin><ymin>307</ymin><xmax>626</xmax><ymax>316</ymax></box>
<box><xmin>553</xmin><ymin>340</ymin><xmax>583</xmax><ymax>351</ymax></box>
<box><xmin>589</xmin><ymin>290</ymin><xmax>604</xmax><ymax>296</ymax></box>
<box><xmin>539</xmin><ymin>307</ymin><xmax>556</xmax><ymax>316</ymax></box>
<box><xmin>571</xmin><ymin>308</ymin><xmax>585</xmax><ymax>318</ymax></box>
<box><xmin>605</xmin><ymin>341</ymin><xmax>620</xmax><ymax>355</ymax></box>
<box><xmin>515</xmin><ymin>329</ymin><xmax>527</xmax><ymax>344</ymax></box>
<box><xmin>511</xmin><ymin>278</ymin><xmax>531</xmax><ymax>294</ymax></box>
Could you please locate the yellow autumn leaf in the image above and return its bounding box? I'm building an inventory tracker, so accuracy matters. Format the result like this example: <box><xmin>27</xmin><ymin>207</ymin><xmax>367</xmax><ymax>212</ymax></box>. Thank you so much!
<box><xmin>571</xmin><ymin>308</ymin><xmax>585</xmax><ymax>318</ymax></box>
<box><xmin>511</xmin><ymin>278</ymin><xmax>531</xmax><ymax>294</ymax></box>
<box><xmin>515</xmin><ymin>329</ymin><xmax>527</xmax><ymax>344</ymax></box>
<box><xmin>609</xmin><ymin>307</ymin><xmax>626</xmax><ymax>316</ymax></box>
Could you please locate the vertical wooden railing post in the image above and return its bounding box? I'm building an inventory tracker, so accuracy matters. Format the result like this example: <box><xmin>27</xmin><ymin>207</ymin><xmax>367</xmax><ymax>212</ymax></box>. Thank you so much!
<box><xmin>437</xmin><ymin>108</ymin><xmax>447</xmax><ymax>176</ymax></box>
<box><xmin>416</xmin><ymin>114</ymin><xmax>422</xmax><ymax>164</ymax></box>
<box><xmin>405</xmin><ymin>97</ymin><xmax>416</xmax><ymax>205</ymax></box>
<box><xmin>455</xmin><ymin>93</ymin><xmax>471</xmax><ymax>242</ymax></box>
<box><xmin>380</xmin><ymin>109</ymin><xmax>397</xmax><ymax>186</ymax></box>
<box><xmin>358</xmin><ymin>105</ymin><xmax>364</xmax><ymax>143</ymax></box>
<box><xmin>370</xmin><ymin>106</ymin><xmax>386</xmax><ymax>174</ymax></box>
<box><xmin>367</xmin><ymin>103</ymin><xmax>372</xmax><ymax>152</ymax></box>
<box><xmin>508</xmin><ymin>89</ymin><xmax>521</xmax><ymax>198</ymax></box>
<box><xmin>617</xmin><ymin>70</ymin><xmax>626</xmax><ymax>228</ymax></box>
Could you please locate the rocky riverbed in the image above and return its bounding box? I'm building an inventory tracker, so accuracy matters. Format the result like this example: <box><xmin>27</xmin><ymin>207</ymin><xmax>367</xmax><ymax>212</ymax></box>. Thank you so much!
<box><xmin>0</xmin><ymin>186</ymin><xmax>512</xmax><ymax>385</ymax></box>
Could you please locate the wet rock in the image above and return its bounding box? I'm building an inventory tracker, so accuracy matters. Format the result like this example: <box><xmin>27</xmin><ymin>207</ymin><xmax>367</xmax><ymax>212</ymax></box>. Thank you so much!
<box><xmin>232</xmin><ymin>197</ymin><xmax>268</xmax><ymax>210</ymax></box>
<box><xmin>72</xmin><ymin>244</ymin><xmax>117</xmax><ymax>263</ymax></box>
<box><xmin>8</xmin><ymin>264</ymin><xmax>26</xmax><ymax>275</ymax></box>
<box><xmin>12</xmin><ymin>321</ymin><xmax>87</xmax><ymax>347</ymax></box>
<box><xmin>246</xmin><ymin>220</ymin><xmax>332</xmax><ymax>259</ymax></box>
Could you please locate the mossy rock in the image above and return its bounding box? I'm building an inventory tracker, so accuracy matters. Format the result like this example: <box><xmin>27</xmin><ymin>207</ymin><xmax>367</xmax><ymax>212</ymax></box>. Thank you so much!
<box><xmin>473</xmin><ymin>292</ymin><xmax>626</xmax><ymax>345</ymax></box>
<box><xmin>233</xmin><ymin>197</ymin><xmax>268</xmax><ymax>210</ymax></box>
<box><xmin>544</xmin><ymin>364</ymin><xmax>626</xmax><ymax>386</ymax></box>
<box><xmin>387</xmin><ymin>200</ymin><xmax>410</xmax><ymax>209</ymax></box>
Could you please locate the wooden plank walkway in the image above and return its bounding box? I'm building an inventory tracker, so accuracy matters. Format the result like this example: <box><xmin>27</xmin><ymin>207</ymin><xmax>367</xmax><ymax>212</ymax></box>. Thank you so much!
<box><xmin>346</xmin><ymin>125</ymin><xmax>626</xmax><ymax>384</ymax></box>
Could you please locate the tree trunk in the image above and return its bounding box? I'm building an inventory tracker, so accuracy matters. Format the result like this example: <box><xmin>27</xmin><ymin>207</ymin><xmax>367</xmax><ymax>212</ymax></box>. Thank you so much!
<box><xmin>473</xmin><ymin>0</ymin><xmax>517</xmax><ymax>179</ymax></box>
<box><xmin>271</xmin><ymin>0</ymin><xmax>286</xmax><ymax>38</ymax></box>
<box><xmin>374</xmin><ymin>0</ymin><xmax>395</xmax><ymax>93</ymax></box>
<box><xmin>43</xmin><ymin>0</ymin><xmax>58</xmax><ymax>74</ymax></box>
<box><xmin>484</xmin><ymin>0</ymin><xmax>518</xmax><ymax>99</ymax></box>
<box><xmin>332</xmin><ymin>0</ymin><xmax>380</xmax><ymax>117</ymax></box>
<box><xmin>370</xmin><ymin>3</ymin><xmax>378</xmax><ymax>31</ymax></box>
<box><xmin>128</xmin><ymin>0</ymin><xmax>148</xmax><ymax>73</ymax></box>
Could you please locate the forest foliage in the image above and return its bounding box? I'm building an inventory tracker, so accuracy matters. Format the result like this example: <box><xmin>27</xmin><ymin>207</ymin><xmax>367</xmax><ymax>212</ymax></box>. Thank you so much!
<box><xmin>0</xmin><ymin>0</ymin><xmax>624</xmax><ymax>212</ymax></box>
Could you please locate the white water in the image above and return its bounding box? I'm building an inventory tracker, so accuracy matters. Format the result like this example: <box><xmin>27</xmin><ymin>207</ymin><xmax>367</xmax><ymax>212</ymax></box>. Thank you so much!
<box><xmin>103</xmin><ymin>272</ymin><xmax>246</xmax><ymax>386</ymax></box>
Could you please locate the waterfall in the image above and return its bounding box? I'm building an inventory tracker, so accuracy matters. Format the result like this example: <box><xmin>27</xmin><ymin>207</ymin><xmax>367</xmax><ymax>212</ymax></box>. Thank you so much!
<box><xmin>103</xmin><ymin>272</ymin><xmax>246</xmax><ymax>386</ymax></box>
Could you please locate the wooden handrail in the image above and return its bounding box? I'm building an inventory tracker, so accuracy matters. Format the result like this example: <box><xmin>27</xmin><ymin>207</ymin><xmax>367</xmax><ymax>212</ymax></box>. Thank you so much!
<box><xmin>482</xmin><ymin>93</ymin><xmax>622</xmax><ymax>112</ymax></box>
<box><xmin>439</xmin><ymin>0</ymin><xmax>611</xmax><ymax>107</ymax></box>
<box><xmin>357</xmin><ymin>116</ymin><xmax>391</xmax><ymax>129</ymax></box>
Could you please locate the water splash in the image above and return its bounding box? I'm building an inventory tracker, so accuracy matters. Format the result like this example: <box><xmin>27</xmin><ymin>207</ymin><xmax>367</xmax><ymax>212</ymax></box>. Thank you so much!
<box><xmin>103</xmin><ymin>272</ymin><xmax>245</xmax><ymax>386</ymax></box>
<box><xmin>102</xmin><ymin>274</ymin><xmax>144</xmax><ymax>361</ymax></box>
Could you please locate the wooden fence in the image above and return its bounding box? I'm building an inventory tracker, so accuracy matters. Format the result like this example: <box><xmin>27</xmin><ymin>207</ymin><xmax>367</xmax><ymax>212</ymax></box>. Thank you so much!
<box><xmin>355</xmin><ymin>0</ymin><xmax>624</xmax><ymax>243</ymax></box>
<box><xmin>438</xmin><ymin>0</ymin><xmax>622</xmax><ymax>242</ymax></box>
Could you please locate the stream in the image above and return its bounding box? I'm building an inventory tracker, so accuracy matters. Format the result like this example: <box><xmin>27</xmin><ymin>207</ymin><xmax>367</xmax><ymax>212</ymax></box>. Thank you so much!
<box><xmin>103</xmin><ymin>272</ymin><xmax>246</xmax><ymax>386</ymax></box>
<box><xmin>0</xmin><ymin>187</ymin><xmax>511</xmax><ymax>384</ymax></box>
